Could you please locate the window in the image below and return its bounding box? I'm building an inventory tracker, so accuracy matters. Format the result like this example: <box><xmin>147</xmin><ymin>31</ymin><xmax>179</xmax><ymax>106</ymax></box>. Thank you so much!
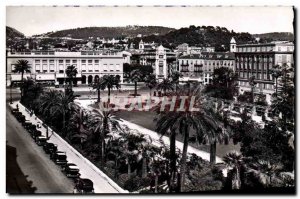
<box><xmin>116</xmin><ymin>64</ymin><xmax>120</xmax><ymax>71</ymax></box>
<box><xmin>49</xmin><ymin>60</ymin><xmax>54</xmax><ymax>63</ymax></box>
<box><xmin>94</xmin><ymin>65</ymin><xmax>99</xmax><ymax>72</ymax></box>
<box><xmin>66</xmin><ymin>60</ymin><xmax>70</xmax><ymax>63</ymax></box>
<box><xmin>82</xmin><ymin>60</ymin><xmax>86</xmax><ymax>63</ymax></box>
<box><xmin>95</xmin><ymin>60</ymin><xmax>99</xmax><ymax>64</ymax></box>
<box><xmin>88</xmin><ymin>60</ymin><xmax>93</xmax><ymax>64</ymax></box>
<box><xmin>35</xmin><ymin>60</ymin><xmax>40</xmax><ymax>63</ymax></box>
<box><xmin>35</xmin><ymin>65</ymin><xmax>40</xmax><ymax>72</ymax></box>
<box><xmin>50</xmin><ymin>65</ymin><xmax>55</xmax><ymax>72</ymax></box>
<box><xmin>72</xmin><ymin>60</ymin><xmax>77</xmax><ymax>63</ymax></box>
<box><xmin>159</xmin><ymin>55</ymin><xmax>164</xmax><ymax>58</ymax></box>
<box><xmin>42</xmin><ymin>60</ymin><xmax>47</xmax><ymax>63</ymax></box>
<box><xmin>82</xmin><ymin>65</ymin><xmax>86</xmax><ymax>72</ymax></box>
<box><xmin>59</xmin><ymin>60</ymin><xmax>64</xmax><ymax>63</ymax></box>
<box><xmin>43</xmin><ymin>65</ymin><xmax>48</xmax><ymax>72</ymax></box>
<box><xmin>88</xmin><ymin>64</ymin><xmax>93</xmax><ymax>72</ymax></box>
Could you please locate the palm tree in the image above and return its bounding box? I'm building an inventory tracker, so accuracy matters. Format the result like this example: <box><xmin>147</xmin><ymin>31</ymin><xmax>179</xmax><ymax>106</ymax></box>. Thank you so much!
<box><xmin>90</xmin><ymin>103</ymin><xmax>122</xmax><ymax>166</ymax></box>
<box><xmin>50</xmin><ymin>92</ymin><xmax>75</xmax><ymax>137</ymax></box>
<box><xmin>65</xmin><ymin>65</ymin><xmax>78</xmax><ymax>92</ymax></box>
<box><xmin>248</xmin><ymin>160</ymin><xmax>283</xmax><ymax>187</ymax></box>
<box><xmin>13</xmin><ymin>59</ymin><xmax>31</xmax><ymax>100</ymax></box>
<box><xmin>223</xmin><ymin>151</ymin><xmax>244</xmax><ymax>189</ymax></box>
<box><xmin>144</xmin><ymin>74</ymin><xmax>157</xmax><ymax>96</ymax></box>
<box><xmin>130</xmin><ymin>69</ymin><xmax>143</xmax><ymax>97</ymax></box>
<box><xmin>270</xmin><ymin>65</ymin><xmax>282</xmax><ymax>97</ymax></box>
<box><xmin>249</xmin><ymin>75</ymin><xmax>257</xmax><ymax>103</ymax></box>
<box><xmin>156</xmin><ymin>78</ymin><xmax>174</xmax><ymax>96</ymax></box>
<box><xmin>169</xmin><ymin>71</ymin><xmax>183</xmax><ymax>92</ymax></box>
<box><xmin>38</xmin><ymin>90</ymin><xmax>60</xmax><ymax>138</ymax></box>
<box><xmin>92</xmin><ymin>77</ymin><xmax>106</xmax><ymax>102</ymax></box>
<box><xmin>197</xmin><ymin>111</ymin><xmax>230</xmax><ymax>164</ymax></box>
<box><xmin>101</xmin><ymin>75</ymin><xmax>121</xmax><ymax>103</ymax></box>
<box><xmin>154</xmin><ymin>86</ymin><xmax>208</xmax><ymax>192</ymax></box>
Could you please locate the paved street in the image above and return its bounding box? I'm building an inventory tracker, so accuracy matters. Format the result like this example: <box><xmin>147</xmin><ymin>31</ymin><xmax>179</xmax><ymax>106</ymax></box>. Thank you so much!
<box><xmin>6</xmin><ymin>104</ymin><xmax>74</xmax><ymax>193</ymax></box>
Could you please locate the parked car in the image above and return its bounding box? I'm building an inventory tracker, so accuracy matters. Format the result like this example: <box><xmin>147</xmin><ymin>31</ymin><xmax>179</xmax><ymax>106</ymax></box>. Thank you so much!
<box><xmin>50</xmin><ymin>151</ymin><xmax>64</xmax><ymax>160</ymax></box>
<box><xmin>64</xmin><ymin>163</ymin><xmax>81</xmax><ymax>178</ymax></box>
<box><xmin>27</xmin><ymin>124</ymin><xmax>37</xmax><ymax>133</ymax></box>
<box><xmin>53</xmin><ymin>151</ymin><xmax>68</xmax><ymax>166</ymax></box>
<box><xmin>32</xmin><ymin>130</ymin><xmax>42</xmax><ymax>141</ymax></box>
<box><xmin>36</xmin><ymin>136</ymin><xmax>48</xmax><ymax>146</ymax></box>
<box><xmin>73</xmin><ymin>178</ymin><xmax>94</xmax><ymax>194</ymax></box>
<box><xmin>23</xmin><ymin>121</ymin><xmax>32</xmax><ymax>129</ymax></box>
<box><xmin>43</xmin><ymin>142</ymin><xmax>58</xmax><ymax>154</ymax></box>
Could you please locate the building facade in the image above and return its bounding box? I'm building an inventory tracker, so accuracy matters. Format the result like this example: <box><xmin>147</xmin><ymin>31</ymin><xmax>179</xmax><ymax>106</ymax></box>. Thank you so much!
<box><xmin>178</xmin><ymin>52</ymin><xmax>235</xmax><ymax>84</ymax></box>
<box><xmin>233</xmin><ymin>40</ymin><xmax>294</xmax><ymax>99</ymax></box>
<box><xmin>6</xmin><ymin>50</ymin><xmax>125</xmax><ymax>86</ymax></box>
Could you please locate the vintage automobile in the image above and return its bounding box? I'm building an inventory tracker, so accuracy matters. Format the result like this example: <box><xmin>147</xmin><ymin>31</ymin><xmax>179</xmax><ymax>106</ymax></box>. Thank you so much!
<box><xmin>64</xmin><ymin>163</ymin><xmax>81</xmax><ymax>178</ymax></box>
<box><xmin>43</xmin><ymin>142</ymin><xmax>58</xmax><ymax>154</ymax></box>
<box><xmin>31</xmin><ymin>130</ymin><xmax>42</xmax><ymax>141</ymax></box>
<box><xmin>23</xmin><ymin>121</ymin><xmax>32</xmax><ymax>128</ymax></box>
<box><xmin>27</xmin><ymin>124</ymin><xmax>37</xmax><ymax>133</ymax></box>
<box><xmin>73</xmin><ymin>178</ymin><xmax>94</xmax><ymax>194</ymax></box>
<box><xmin>52</xmin><ymin>151</ymin><xmax>68</xmax><ymax>166</ymax></box>
<box><xmin>36</xmin><ymin>136</ymin><xmax>48</xmax><ymax>146</ymax></box>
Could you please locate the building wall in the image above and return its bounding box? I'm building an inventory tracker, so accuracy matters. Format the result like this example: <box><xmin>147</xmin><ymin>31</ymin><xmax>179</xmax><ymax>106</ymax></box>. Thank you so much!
<box><xmin>235</xmin><ymin>42</ymin><xmax>294</xmax><ymax>96</ymax></box>
<box><xmin>178</xmin><ymin>54</ymin><xmax>235</xmax><ymax>84</ymax></box>
<box><xmin>6</xmin><ymin>51</ymin><xmax>124</xmax><ymax>86</ymax></box>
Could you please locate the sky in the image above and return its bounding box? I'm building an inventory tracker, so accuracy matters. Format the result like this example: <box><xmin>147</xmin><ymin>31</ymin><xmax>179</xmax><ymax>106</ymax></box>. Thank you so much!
<box><xmin>6</xmin><ymin>6</ymin><xmax>294</xmax><ymax>36</ymax></box>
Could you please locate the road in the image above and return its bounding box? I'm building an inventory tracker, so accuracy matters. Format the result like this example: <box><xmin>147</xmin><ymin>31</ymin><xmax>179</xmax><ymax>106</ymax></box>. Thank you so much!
<box><xmin>6</xmin><ymin>89</ymin><xmax>126</xmax><ymax>193</ymax></box>
<box><xmin>6</xmin><ymin>89</ymin><xmax>74</xmax><ymax>193</ymax></box>
<box><xmin>6</xmin><ymin>105</ymin><xmax>74</xmax><ymax>193</ymax></box>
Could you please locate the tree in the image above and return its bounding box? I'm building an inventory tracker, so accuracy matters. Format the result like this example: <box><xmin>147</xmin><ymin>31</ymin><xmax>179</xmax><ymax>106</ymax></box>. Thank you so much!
<box><xmin>223</xmin><ymin>151</ymin><xmax>244</xmax><ymax>189</ymax></box>
<box><xmin>156</xmin><ymin>78</ymin><xmax>174</xmax><ymax>96</ymax></box>
<box><xmin>90</xmin><ymin>103</ymin><xmax>122</xmax><ymax>166</ymax></box>
<box><xmin>13</xmin><ymin>59</ymin><xmax>31</xmax><ymax>100</ymax></box>
<box><xmin>249</xmin><ymin>75</ymin><xmax>257</xmax><ymax>103</ymax></box>
<box><xmin>129</xmin><ymin>69</ymin><xmax>143</xmax><ymax>97</ymax></box>
<box><xmin>155</xmin><ymin>86</ymin><xmax>217</xmax><ymax>192</ymax></box>
<box><xmin>101</xmin><ymin>75</ymin><xmax>121</xmax><ymax>103</ymax></box>
<box><xmin>169</xmin><ymin>71</ymin><xmax>183</xmax><ymax>93</ymax></box>
<box><xmin>50</xmin><ymin>92</ymin><xmax>75</xmax><ymax>137</ymax></box>
<box><xmin>38</xmin><ymin>90</ymin><xmax>60</xmax><ymax>138</ymax></box>
<box><xmin>270</xmin><ymin>65</ymin><xmax>282</xmax><ymax>97</ymax></box>
<box><xmin>205</xmin><ymin>67</ymin><xmax>237</xmax><ymax>100</ymax></box>
<box><xmin>92</xmin><ymin>77</ymin><xmax>106</xmax><ymax>102</ymax></box>
<box><xmin>144</xmin><ymin>74</ymin><xmax>157</xmax><ymax>96</ymax></box>
<box><xmin>65</xmin><ymin>65</ymin><xmax>78</xmax><ymax>92</ymax></box>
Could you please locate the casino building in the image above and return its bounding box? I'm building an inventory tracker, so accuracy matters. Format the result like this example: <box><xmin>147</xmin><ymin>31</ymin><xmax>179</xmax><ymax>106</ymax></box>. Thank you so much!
<box><xmin>6</xmin><ymin>50</ymin><xmax>126</xmax><ymax>86</ymax></box>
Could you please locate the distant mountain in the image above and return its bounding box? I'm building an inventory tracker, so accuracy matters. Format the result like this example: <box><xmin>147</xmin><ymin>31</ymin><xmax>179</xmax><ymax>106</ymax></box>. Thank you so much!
<box><xmin>253</xmin><ymin>32</ymin><xmax>294</xmax><ymax>42</ymax></box>
<box><xmin>6</xmin><ymin>26</ymin><xmax>24</xmax><ymax>39</ymax></box>
<box><xmin>38</xmin><ymin>26</ymin><xmax>175</xmax><ymax>39</ymax></box>
<box><xmin>132</xmin><ymin>25</ymin><xmax>255</xmax><ymax>51</ymax></box>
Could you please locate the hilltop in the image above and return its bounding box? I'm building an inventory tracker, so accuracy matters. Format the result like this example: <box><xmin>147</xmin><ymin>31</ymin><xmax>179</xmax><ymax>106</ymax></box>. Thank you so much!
<box><xmin>36</xmin><ymin>26</ymin><xmax>176</xmax><ymax>39</ymax></box>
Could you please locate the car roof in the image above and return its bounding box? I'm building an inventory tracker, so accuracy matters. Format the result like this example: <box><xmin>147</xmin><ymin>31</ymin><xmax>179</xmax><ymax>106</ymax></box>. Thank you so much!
<box><xmin>69</xmin><ymin>165</ymin><xmax>79</xmax><ymax>169</ymax></box>
<box><xmin>81</xmin><ymin>179</ymin><xmax>93</xmax><ymax>185</ymax></box>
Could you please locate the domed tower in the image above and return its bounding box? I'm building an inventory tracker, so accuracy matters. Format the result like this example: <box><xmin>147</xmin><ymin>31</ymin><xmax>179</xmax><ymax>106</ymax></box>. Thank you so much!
<box><xmin>230</xmin><ymin>37</ymin><xmax>236</xmax><ymax>52</ymax></box>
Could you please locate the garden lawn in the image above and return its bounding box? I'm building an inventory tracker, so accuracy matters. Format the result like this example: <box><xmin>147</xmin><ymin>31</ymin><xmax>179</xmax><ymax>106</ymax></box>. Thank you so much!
<box><xmin>114</xmin><ymin>110</ymin><xmax>240</xmax><ymax>158</ymax></box>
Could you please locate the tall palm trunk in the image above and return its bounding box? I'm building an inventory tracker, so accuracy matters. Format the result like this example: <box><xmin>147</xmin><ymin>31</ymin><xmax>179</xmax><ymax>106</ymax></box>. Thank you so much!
<box><xmin>134</xmin><ymin>81</ymin><xmax>137</xmax><ymax>97</ymax></box>
<box><xmin>170</xmin><ymin>130</ymin><xmax>176</xmax><ymax>192</ymax></box>
<box><xmin>127</xmin><ymin>158</ymin><xmax>131</xmax><ymax>177</ymax></box>
<box><xmin>101</xmin><ymin>139</ymin><xmax>105</xmax><ymax>166</ymax></box>
<box><xmin>155</xmin><ymin>174</ymin><xmax>159</xmax><ymax>193</ymax></box>
<box><xmin>142</xmin><ymin>154</ymin><xmax>147</xmax><ymax>178</ymax></box>
<box><xmin>232</xmin><ymin>167</ymin><xmax>241</xmax><ymax>189</ymax></box>
<box><xmin>21</xmin><ymin>71</ymin><xmax>24</xmax><ymax>100</ymax></box>
<box><xmin>179</xmin><ymin>124</ymin><xmax>189</xmax><ymax>192</ymax></box>
<box><xmin>210</xmin><ymin>141</ymin><xmax>217</xmax><ymax>164</ymax></box>
<box><xmin>108</xmin><ymin>87</ymin><xmax>111</xmax><ymax>104</ymax></box>
<box><xmin>97</xmin><ymin>89</ymin><xmax>101</xmax><ymax>102</ymax></box>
